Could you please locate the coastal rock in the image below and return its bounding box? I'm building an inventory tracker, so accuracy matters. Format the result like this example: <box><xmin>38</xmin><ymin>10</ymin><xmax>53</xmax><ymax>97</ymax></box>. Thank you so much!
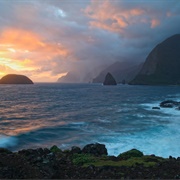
<box><xmin>82</xmin><ymin>143</ymin><xmax>108</xmax><ymax>156</ymax></box>
<box><xmin>130</xmin><ymin>34</ymin><xmax>180</xmax><ymax>85</ymax></box>
<box><xmin>0</xmin><ymin>74</ymin><xmax>33</xmax><ymax>84</ymax></box>
<box><xmin>0</xmin><ymin>148</ymin><xmax>12</xmax><ymax>154</ymax></box>
<box><xmin>160</xmin><ymin>100</ymin><xmax>180</xmax><ymax>108</ymax></box>
<box><xmin>152</xmin><ymin>107</ymin><xmax>160</xmax><ymax>110</ymax></box>
<box><xmin>71</xmin><ymin>146</ymin><xmax>82</xmax><ymax>154</ymax></box>
<box><xmin>0</xmin><ymin>145</ymin><xmax>180</xmax><ymax>179</ymax></box>
<box><xmin>103</xmin><ymin>73</ymin><xmax>117</xmax><ymax>85</ymax></box>
<box><xmin>93</xmin><ymin>61</ymin><xmax>142</xmax><ymax>84</ymax></box>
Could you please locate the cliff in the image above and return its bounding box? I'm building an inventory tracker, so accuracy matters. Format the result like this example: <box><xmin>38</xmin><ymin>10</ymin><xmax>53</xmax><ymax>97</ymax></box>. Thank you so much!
<box><xmin>130</xmin><ymin>34</ymin><xmax>180</xmax><ymax>85</ymax></box>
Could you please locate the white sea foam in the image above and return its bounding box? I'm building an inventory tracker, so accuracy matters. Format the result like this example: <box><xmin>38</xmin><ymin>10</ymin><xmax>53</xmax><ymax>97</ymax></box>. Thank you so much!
<box><xmin>141</xmin><ymin>101</ymin><xmax>180</xmax><ymax>116</ymax></box>
<box><xmin>0</xmin><ymin>134</ymin><xmax>18</xmax><ymax>148</ymax></box>
<box><xmin>103</xmin><ymin>121</ymin><xmax>180</xmax><ymax>158</ymax></box>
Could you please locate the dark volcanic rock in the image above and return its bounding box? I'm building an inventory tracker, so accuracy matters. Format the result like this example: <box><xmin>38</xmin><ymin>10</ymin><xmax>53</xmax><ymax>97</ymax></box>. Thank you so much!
<box><xmin>82</xmin><ymin>143</ymin><xmax>108</xmax><ymax>156</ymax></box>
<box><xmin>71</xmin><ymin>146</ymin><xmax>82</xmax><ymax>154</ymax></box>
<box><xmin>160</xmin><ymin>100</ymin><xmax>180</xmax><ymax>108</ymax></box>
<box><xmin>0</xmin><ymin>145</ymin><xmax>180</xmax><ymax>179</ymax></box>
<box><xmin>130</xmin><ymin>34</ymin><xmax>180</xmax><ymax>85</ymax></box>
<box><xmin>103</xmin><ymin>73</ymin><xmax>117</xmax><ymax>85</ymax></box>
<box><xmin>152</xmin><ymin>107</ymin><xmax>160</xmax><ymax>110</ymax></box>
<box><xmin>0</xmin><ymin>74</ymin><xmax>33</xmax><ymax>84</ymax></box>
<box><xmin>93</xmin><ymin>61</ymin><xmax>143</xmax><ymax>84</ymax></box>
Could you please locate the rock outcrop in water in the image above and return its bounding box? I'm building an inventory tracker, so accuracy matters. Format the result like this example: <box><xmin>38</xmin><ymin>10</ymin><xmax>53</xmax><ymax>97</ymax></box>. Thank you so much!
<box><xmin>160</xmin><ymin>100</ymin><xmax>180</xmax><ymax>109</ymax></box>
<box><xmin>130</xmin><ymin>34</ymin><xmax>180</xmax><ymax>85</ymax></box>
<box><xmin>0</xmin><ymin>74</ymin><xmax>33</xmax><ymax>84</ymax></box>
<box><xmin>0</xmin><ymin>143</ymin><xmax>180</xmax><ymax>179</ymax></box>
<box><xmin>151</xmin><ymin>100</ymin><xmax>180</xmax><ymax>111</ymax></box>
<box><xmin>103</xmin><ymin>73</ymin><xmax>117</xmax><ymax>85</ymax></box>
<box><xmin>93</xmin><ymin>61</ymin><xmax>142</xmax><ymax>84</ymax></box>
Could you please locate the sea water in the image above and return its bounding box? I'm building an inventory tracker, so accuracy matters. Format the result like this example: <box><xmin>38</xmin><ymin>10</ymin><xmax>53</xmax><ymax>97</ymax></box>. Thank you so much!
<box><xmin>0</xmin><ymin>83</ymin><xmax>179</xmax><ymax>157</ymax></box>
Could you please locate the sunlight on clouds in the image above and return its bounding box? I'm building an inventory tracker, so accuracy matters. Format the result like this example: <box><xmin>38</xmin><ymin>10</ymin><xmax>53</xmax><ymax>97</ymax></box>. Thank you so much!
<box><xmin>151</xmin><ymin>19</ymin><xmax>160</xmax><ymax>28</ymax></box>
<box><xmin>31</xmin><ymin>71</ymin><xmax>68</xmax><ymax>82</ymax></box>
<box><xmin>7</xmin><ymin>48</ymin><xmax>16</xmax><ymax>53</ymax></box>
<box><xmin>84</xmin><ymin>0</ymin><xmax>162</xmax><ymax>33</ymax></box>
<box><xmin>0</xmin><ymin>58</ymin><xmax>32</xmax><ymax>71</ymax></box>
<box><xmin>84</xmin><ymin>1</ymin><xmax>146</xmax><ymax>33</ymax></box>
<box><xmin>0</xmin><ymin>28</ymin><xmax>69</xmax><ymax>81</ymax></box>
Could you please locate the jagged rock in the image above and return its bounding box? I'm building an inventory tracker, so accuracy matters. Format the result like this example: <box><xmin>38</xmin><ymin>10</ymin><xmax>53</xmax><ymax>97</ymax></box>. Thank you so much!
<box><xmin>0</xmin><ymin>145</ymin><xmax>180</xmax><ymax>179</ymax></box>
<box><xmin>160</xmin><ymin>100</ymin><xmax>180</xmax><ymax>108</ymax></box>
<box><xmin>0</xmin><ymin>74</ymin><xmax>33</xmax><ymax>84</ymax></box>
<box><xmin>82</xmin><ymin>143</ymin><xmax>108</xmax><ymax>156</ymax></box>
<box><xmin>103</xmin><ymin>73</ymin><xmax>117</xmax><ymax>85</ymax></box>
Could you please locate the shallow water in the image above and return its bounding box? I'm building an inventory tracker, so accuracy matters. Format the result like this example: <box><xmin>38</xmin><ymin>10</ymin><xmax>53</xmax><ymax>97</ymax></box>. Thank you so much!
<box><xmin>0</xmin><ymin>83</ymin><xmax>179</xmax><ymax>157</ymax></box>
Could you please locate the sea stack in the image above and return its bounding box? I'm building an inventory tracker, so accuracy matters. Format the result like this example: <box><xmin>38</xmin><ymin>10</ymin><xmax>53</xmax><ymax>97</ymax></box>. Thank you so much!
<box><xmin>130</xmin><ymin>34</ymin><xmax>180</xmax><ymax>85</ymax></box>
<box><xmin>103</xmin><ymin>73</ymin><xmax>117</xmax><ymax>85</ymax></box>
<box><xmin>0</xmin><ymin>74</ymin><xmax>34</xmax><ymax>84</ymax></box>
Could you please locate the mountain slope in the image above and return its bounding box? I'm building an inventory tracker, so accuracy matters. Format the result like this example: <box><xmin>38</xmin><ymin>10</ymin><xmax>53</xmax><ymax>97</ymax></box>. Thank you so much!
<box><xmin>130</xmin><ymin>34</ymin><xmax>180</xmax><ymax>85</ymax></box>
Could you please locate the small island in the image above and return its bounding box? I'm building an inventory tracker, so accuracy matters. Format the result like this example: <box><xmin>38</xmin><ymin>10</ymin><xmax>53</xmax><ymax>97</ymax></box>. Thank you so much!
<box><xmin>0</xmin><ymin>74</ymin><xmax>34</xmax><ymax>84</ymax></box>
<box><xmin>103</xmin><ymin>73</ymin><xmax>117</xmax><ymax>85</ymax></box>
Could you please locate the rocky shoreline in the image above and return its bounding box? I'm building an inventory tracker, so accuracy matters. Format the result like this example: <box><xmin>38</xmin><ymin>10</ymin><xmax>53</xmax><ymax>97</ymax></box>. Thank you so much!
<box><xmin>0</xmin><ymin>143</ymin><xmax>179</xmax><ymax>179</ymax></box>
<box><xmin>152</xmin><ymin>100</ymin><xmax>180</xmax><ymax>111</ymax></box>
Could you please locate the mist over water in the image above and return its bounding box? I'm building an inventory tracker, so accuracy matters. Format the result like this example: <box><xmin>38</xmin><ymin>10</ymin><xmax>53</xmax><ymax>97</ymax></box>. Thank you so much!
<box><xmin>0</xmin><ymin>83</ymin><xmax>179</xmax><ymax>157</ymax></box>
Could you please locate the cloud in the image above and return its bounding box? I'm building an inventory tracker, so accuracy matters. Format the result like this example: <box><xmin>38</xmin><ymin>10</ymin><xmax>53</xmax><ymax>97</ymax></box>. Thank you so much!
<box><xmin>84</xmin><ymin>0</ymin><xmax>180</xmax><ymax>56</ymax></box>
<box><xmin>0</xmin><ymin>0</ymin><xmax>180</xmax><ymax>82</ymax></box>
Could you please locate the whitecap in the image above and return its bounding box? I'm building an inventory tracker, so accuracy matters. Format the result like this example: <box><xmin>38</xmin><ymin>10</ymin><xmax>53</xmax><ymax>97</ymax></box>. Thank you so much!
<box><xmin>70</xmin><ymin>122</ymin><xmax>86</xmax><ymax>125</ymax></box>
<box><xmin>0</xmin><ymin>134</ymin><xmax>18</xmax><ymax>148</ymax></box>
<box><xmin>101</xmin><ymin>124</ymin><xmax>180</xmax><ymax>158</ymax></box>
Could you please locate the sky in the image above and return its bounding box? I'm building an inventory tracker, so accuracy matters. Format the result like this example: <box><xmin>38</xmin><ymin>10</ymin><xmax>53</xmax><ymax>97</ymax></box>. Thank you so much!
<box><xmin>0</xmin><ymin>0</ymin><xmax>180</xmax><ymax>82</ymax></box>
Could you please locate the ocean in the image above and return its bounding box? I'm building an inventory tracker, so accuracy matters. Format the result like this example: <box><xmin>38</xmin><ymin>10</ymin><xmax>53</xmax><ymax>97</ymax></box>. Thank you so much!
<box><xmin>0</xmin><ymin>83</ymin><xmax>179</xmax><ymax>158</ymax></box>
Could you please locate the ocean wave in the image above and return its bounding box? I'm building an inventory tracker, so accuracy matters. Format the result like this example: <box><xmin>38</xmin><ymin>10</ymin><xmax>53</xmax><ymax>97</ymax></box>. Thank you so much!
<box><xmin>141</xmin><ymin>102</ymin><xmax>180</xmax><ymax>116</ymax></box>
<box><xmin>100</xmin><ymin>124</ymin><xmax>180</xmax><ymax>158</ymax></box>
<box><xmin>0</xmin><ymin>134</ymin><xmax>18</xmax><ymax>148</ymax></box>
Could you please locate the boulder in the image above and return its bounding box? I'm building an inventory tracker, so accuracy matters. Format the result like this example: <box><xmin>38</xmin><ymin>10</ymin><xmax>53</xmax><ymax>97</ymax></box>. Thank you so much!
<box><xmin>82</xmin><ymin>143</ymin><xmax>108</xmax><ymax>156</ymax></box>
<box><xmin>71</xmin><ymin>146</ymin><xmax>82</xmax><ymax>154</ymax></box>
<box><xmin>103</xmin><ymin>73</ymin><xmax>117</xmax><ymax>85</ymax></box>
<box><xmin>152</xmin><ymin>107</ymin><xmax>160</xmax><ymax>110</ymax></box>
<box><xmin>160</xmin><ymin>100</ymin><xmax>180</xmax><ymax>108</ymax></box>
<box><xmin>0</xmin><ymin>74</ymin><xmax>33</xmax><ymax>84</ymax></box>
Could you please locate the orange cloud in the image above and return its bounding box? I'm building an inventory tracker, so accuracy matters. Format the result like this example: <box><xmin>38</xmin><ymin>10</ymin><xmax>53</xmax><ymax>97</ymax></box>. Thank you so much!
<box><xmin>151</xmin><ymin>19</ymin><xmax>160</xmax><ymax>28</ymax></box>
<box><xmin>84</xmin><ymin>0</ymin><xmax>162</xmax><ymax>33</ymax></box>
<box><xmin>0</xmin><ymin>28</ymin><xmax>68</xmax><ymax>55</ymax></box>
<box><xmin>85</xmin><ymin>0</ymin><xmax>146</xmax><ymax>32</ymax></box>
<box><xmin>0</xmin><ymin>28</ymin><xmax>69</xmax><ymax>81</ymax></box>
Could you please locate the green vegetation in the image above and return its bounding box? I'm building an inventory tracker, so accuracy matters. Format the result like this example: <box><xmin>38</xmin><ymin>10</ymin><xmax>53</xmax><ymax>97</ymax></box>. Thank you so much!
<box><xmin>50</xmin><ymin>145</ymin><xmax>62</xmax><ymax>153</ymax></box>
<box><xmin>71</xmin><ymin>150</ymin><xmax>165</xmax><ymax>168</ymax></box>
<box><xmin>83</xmin><ymin>155</ymin><xmax>165</xmax><ymax>168</ymax></box>
<box><xmin>118</xmin><ymin>149</ymin><xmax>144</xmax><ymax>160</ymax></box>
<box><xmin>72</xmin><ymin>153</ymin><xmax>97</xmax><ymax>165</ymax></box>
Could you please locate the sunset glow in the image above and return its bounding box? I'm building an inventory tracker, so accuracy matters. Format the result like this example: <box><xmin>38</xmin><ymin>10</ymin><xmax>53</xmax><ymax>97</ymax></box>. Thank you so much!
<box><xmin>0</xmin><ymin>0</ymin><xmax>179</xmax><ymax>82</ymax></box>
